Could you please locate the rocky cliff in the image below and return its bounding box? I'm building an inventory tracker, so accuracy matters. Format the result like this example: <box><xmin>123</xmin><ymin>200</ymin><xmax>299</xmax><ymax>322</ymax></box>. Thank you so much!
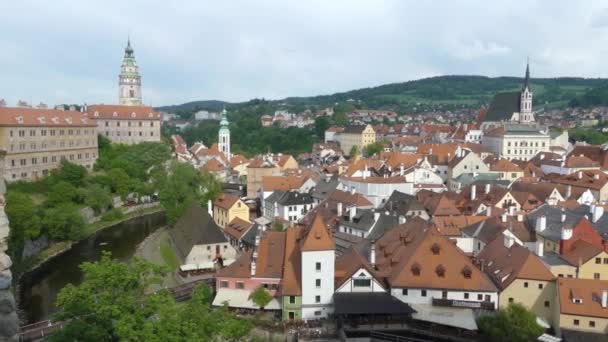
<box><xmin>0</xmin><ymin>191</ymin><xmax>19</xmax><ymax>341</ymax></box>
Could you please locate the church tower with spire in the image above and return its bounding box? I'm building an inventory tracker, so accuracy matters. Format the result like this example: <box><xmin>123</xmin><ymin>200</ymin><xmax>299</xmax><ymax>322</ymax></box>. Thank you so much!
<box><xmin>119</xmin><ymin>39</ymin><xmax>142</xmax><ymax>106</ymax></box>
<box><xmin>519</xmin><ymin>59</ymin><xmax>534</xmax><ymax>123</ymax></box>
<box><xmin>218</xmin><ymin>108</ymin><xmax>231</xmax><ymax>160</ymax></box>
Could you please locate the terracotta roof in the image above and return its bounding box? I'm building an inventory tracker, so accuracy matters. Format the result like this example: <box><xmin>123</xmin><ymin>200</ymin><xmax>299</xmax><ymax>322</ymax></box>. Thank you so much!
<box><xmin>335</xmin><ymin>246</ymin><xmax>380</xmax><ymax>290</ymax></box>
<box><xmin>544</xmin><ymin>170</ymin><xmax>608</xmax><ymax>191</ymax></box>
<box><xmin>229</xmin><ymin>154</ymin><xmax>249</xmax><ymax>168</ymax></box>
<box><xmin>216</xmin><ymin>249</ymin><xmax>253</xmax><ymax>278</ymax></box>
<box><xmin>432</xmin><ymin>216</ymin><xmax>488</xmax><ymax>237</ymax></box>
<box><xmin>565</xmin><ymin>155</ymin><xmax>600</xmax><ymax>168</ymax></box>
<box><xmin>327</xmin><ymin>189</ymin><xmax>373</xmax><ymax>207</ymax></box>
<box><xmin>281</xmin><ymin>227</ymin><xmax>303</xmax><ymax>296</ymax></box>
<box><xmin>560</xmin><ymin>240</ymin><xmax>603</xmax><ymax>266</ymax></box>
<box><xmin>343</xmin><ymin>175</ymin><xmax>407</xmax><ymax>184</ymax></box>
<box><xmin>558</xmin><ymin>277</ymin><xmax>608</xmax><ymax>319</ymax></box>
<box><xmin>87</xmin><ymin>104</ymin><xmax>161</xmax><ymax>120</ymax></box>
<box><xmin>223</xmin><ymin>217</ymin><xmax>254</xmax><ymax>240</ymax></box>
<box><xmin>262</xmin><ymin>175</ymin><xmax>307</xmax><ymax>192</ymax></box>
<box><xmin>418</xmin><ymin>191</ymin><xmax>461</xmax><ymax>216</ymax></box>
<box><xmin>343</xmin><ymin>159</ymin><xmax>384</xmax><ymax>177</ymax></box>
<box><xmin>477</xmin><ymin>236</ymin><xmax>555</xmax><ymax>290</ymax></box>
<box><xmin>383</xmin><ymin>153</ymin><xmax>422</xmax><ymax>169</ymax></box>
<box><xmin>569</xmin><ymin>145</ymin><xmax>608</xmax><ymax>170</ymax></box>
<box><xmin>301</xmin><ymin>214</ymin><xmax>335</xmax><ymax>252</ymax></box>
<box><xmin>0</xmin><ymin>106</ymin><xmax>97</xmax><ymax>127</ymax></box>
<box><xmin>375</xmin><ymin>225</ymin><xmax>497</xmax><ymax>292</ymax></box>
<box><xmin>490</xmin><ymin>159</ymin><xmax>523</xmax><ymax>173</ymax></box>
<box><xmin>255</xmin><ymin>230</ymin><xmax>287</xmax><ymax>278</ymax></box>
<box><xmin>213</xmin><ymin>193</ymin><xmax>242</xmax><ymax>210</ymax></box>
<box><xmin>203</xmin><ymin>158</ymin><xmax>227</xmax><ymax>172</ymax></box>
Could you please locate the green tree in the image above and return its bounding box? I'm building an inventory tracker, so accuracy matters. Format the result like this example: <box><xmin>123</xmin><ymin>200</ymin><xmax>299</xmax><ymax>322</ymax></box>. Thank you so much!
<box><xmin>45</xmin><ymin>181</ymin><xmax>80</xmax><ymax>207</ymax></box>
<box><xmin>107</xmin><ymin>168</ymin><xmax>134</xmax><ymax>198</ymax></box>
<box><xmin>42</xmin><ymin>203</ymin><xmax>85</xmax><ymax>240</ymax></box>
<box><xmin>333</xmin><ymin>111</ymin><xmax>348</xmax><ymax>126</ymax></box>
<box><xmin>5</xmin><ymin>192</ymin><xmax>42</xmax><ymax>257</ymax></box>
<box><xmin>50</xmin><ymin>253</ymin><xmax>251</xmax><ymax>342</ymax></box>
<box><xmin>314</xmin><ymin>116</ymin><xmax>330</xmax><ymax>138</ymax></box>
<box><xmin>249</xmin><ymin>285</ymin><xmax>273</xmax><ymax>310</ymax></box>
<box><xmin>81</xmin><ymin>184</ymin><xmax>112</xmax><ymax>214</ymax></box>
<box><xmin>51</xmin><ymin>160</ymin><xmax>87</xmax><ymax>187</ymax></box>
<box><xmin>477</xmin><ymin>303</ymin><xmax>544</xmax><ymax>342</ymax></box>
<box><xmin>364</xmin><ymin>141</ymin><xmax>385</xmax><ymax>157</ymax></box>
<box><xmin>349</xmin><ymin>145</ymin><xmax>360</xmax><ymax>158</ymax></box>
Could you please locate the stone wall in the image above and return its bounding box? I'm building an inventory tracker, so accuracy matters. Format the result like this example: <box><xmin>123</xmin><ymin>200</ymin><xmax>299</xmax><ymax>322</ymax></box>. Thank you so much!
<box><xmin>0</xmin><ymin>190</ymin><xmax>19</xmax><ymax>341</ymax></box>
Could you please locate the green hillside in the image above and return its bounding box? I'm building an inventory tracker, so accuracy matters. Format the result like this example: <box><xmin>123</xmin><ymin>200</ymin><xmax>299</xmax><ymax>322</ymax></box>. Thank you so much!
<box><xmin>158</xmin><ymin>75</ymin><xmax>607</xmax><ymax>114</ymax></box>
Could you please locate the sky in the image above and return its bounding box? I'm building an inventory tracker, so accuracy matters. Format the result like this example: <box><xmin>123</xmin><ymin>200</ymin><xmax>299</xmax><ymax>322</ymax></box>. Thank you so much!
<box><xmin>1</xmin><ymin>1</ymin><xmax>608</xmax><ymax>107</ymax></box>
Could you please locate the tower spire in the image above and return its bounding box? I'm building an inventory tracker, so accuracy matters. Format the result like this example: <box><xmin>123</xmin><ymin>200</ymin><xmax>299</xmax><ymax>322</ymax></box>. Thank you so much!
<box><xmin>119</xmin><ymin>38</ymin><xmax>142</xmax><ymax>106</ymax></box>
<box><xmin>523</xmin><ymin>57</ymin><xmax>530</xmax><ymax>90</ymax></box>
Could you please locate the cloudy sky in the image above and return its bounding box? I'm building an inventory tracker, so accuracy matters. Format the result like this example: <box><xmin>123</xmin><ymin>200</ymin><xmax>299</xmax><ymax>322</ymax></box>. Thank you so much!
<box><xmin>1</xmin><ymin>1</ymin><xmax>608</xmax><ymax>107</ymax></box>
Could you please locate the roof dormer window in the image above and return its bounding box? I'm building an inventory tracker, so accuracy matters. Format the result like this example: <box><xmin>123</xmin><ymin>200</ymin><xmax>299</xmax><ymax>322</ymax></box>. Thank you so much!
<box><xmin>94</xmin><ymin>111</ymin><xmax>99</xmax><ymax>117</ymax></box>
<box><xmin>436</xmin><ymin>264</ymin><xmax>446</xmax><ymax>278</ymax></box>
<box><xmin>431</xmin><ymin>243</ymin><xmax>441</xmax><ymax>255</ymax></box>
<box><xmin>51</xmin><ymin>117</ymin><xmax>59</xmax><ymax>124</ymax></box>
<box><xmin>411</xmin><ymin>263</ymin><xmax>421</xmax><ymax>276</ymax></box>
<box><xmin>572</xmin><ymin>298</ymin><xmax>582</xmax><ymax>304</ymax></box>
<box><xmin>131</xmin><ymin>112</ymin><xmax>136</xmax><ymax>118</ymax></box>
<box><xmin>148</xmin><ymin>113</ymin><xmax>153</xmax><ymax>118</ymax></box>
<box><xmin>37</xmin><ymin>117</ymin><xmax>46</xmax><ymax>124</ymax></box>
<box><xmin>462</xmin><ymin>266</ymin><xmax>472</xmax><ymax>279</ymax></box>
<box><xmin>15</xmin><ymin>116</ymin><xmax>23</xmax><ymax>124</ymax></box>
<box><xmin>113</xmin><ymin>112</ymin><xmax>118</xmax><ymax>117</ymax></box>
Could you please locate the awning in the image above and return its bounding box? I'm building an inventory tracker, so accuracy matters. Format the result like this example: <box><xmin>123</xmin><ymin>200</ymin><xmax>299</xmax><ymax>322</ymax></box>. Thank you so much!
<box><xmin>410</xmin><ymin>304</ymin><xmax>477</xmax><ymax>331</ymax></box>
<box><xmin>179</xmin><ymin>264</ymin><xmax>197</xmax><ymax>271</ymax></box>
<box><xmin>536</xmin><ymin>316</ymin><xmax>551</xmax><ymax>329</ymax></box>
<box><xmin>334</xmin><ymin>292</ymin><xmax>415</xmax><ymax>315</ymax></box>
<box><xmin>212</xmin><ymin>289</ymin><xmax>281</xmax><ymax>310</ymax></box>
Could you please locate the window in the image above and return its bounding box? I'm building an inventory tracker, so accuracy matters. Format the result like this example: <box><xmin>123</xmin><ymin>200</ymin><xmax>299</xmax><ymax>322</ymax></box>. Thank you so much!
<box><xmin>421</xmin><ymin>290</ymin><xmax>427</xmax><ymax>297</ymax></box>
<box><xmin>220</xmin><ymin>281</ymin><xmax>228</xmax><ymax>288</ymax></box>
<box><xmin>235</xmin><ymin>282</ymin><xmax>244</xmax><ymax>289</ymax></box>
<box><xmin>508</xmin><ymin>298</ymin><xmax>514</xmax><ymax>304</ymax></box>
<box><xmin>484</xmin><ymin>295</ymin><xmax>490</xmax><ymax>302</ymax></box>
<box><xmin>538</xmin><ymin>283</ymin><xmax>543</xmax><ymax>289</ymax></box>
<box><xmin>431</xmin><ymin>243</ymin><xmax>441</xmax><ymax>255</ymax></box>
<box><xmin>596</xmin><ymin>258</ymin><xmax>602</xmax><ymax>264</ymax></box>
<box><xmin>315</xmin><ymin>262</ymin><xmax>321</xmax><ymax>271</ymax></box>
<box><xmin>524</xmin><ymin>282</ymin><xmax>528</xmax><ymax>288</ymax></box>
<box><xmin>315</xmin><ymin>295</ymin><xmax>321</xmax><ymax>303</ymax></box>
<box><xmin>289</xmin><ymin>296</ymin><xmax>296</xmax><ymax>304</ymax></box>
<box><xmin>590</xmin><ymin>321</ymin><xmax>596</xmax><ymax>328</ymax></box>
<box><xmin>436</xmin><ymin>265</ymin><xmax>446</xmax><ymax>277</ymax></box>
<box><xmin>353</xmin><ymin>278</ymin><xmax>371</xmax><ymax>287</ymax></box>
<box><xmin>477</xmin><ymin>294</ymin><xmax>483</xmax><ymax>300</ymax></box>
<box><xmin>411</xmin><ymin>263</ymin><xmax>421</xmax><ymax>276</ymax></box>
<box><xmin>594</xmin><ymin>273</ymin><xmax>600</xmax><ymax>280</ymax></box>
<box><xmin>544</xmin><ymin>301</ymin><xmax>550</xmax><ymax>308</ymax></box>
<box><xmin>604</xmin><ymin>258</ymin><xmax>608</xmax><ymax>264</ymax></box>
<box><xmin>402</xmin><ymin>289</ymin><xmax>408</xmax><ymax>296</ymax></box>
<box><xmin>442</xmin><ymin>291</ymin><xmax>447</xmax><ymax>299</ymax></box>
<box><xmin>314</xmin><ymin>311</ymin><xmax>321</xmax><ymax>316</ymax></box>
<box><xmin>464</xmin><ymin>293</ymin><xmax>469</xmax><ymax>299</ymax></box>
<box><xmin>315</xmin><ymin>279</ymin><xmax>321</xmax><ymax>288</ymax></box>
<box><xmin>573</xmin><ymin>319</ymin><xmax>579</xmax><ymax>326</ymax></box>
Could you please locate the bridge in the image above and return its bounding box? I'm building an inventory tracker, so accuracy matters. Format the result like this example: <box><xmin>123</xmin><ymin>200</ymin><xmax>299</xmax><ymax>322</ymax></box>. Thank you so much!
<box><xmin>19</xmin><ymin>278</ymin><xmax>215</xmax><ymax>342</ymax></box>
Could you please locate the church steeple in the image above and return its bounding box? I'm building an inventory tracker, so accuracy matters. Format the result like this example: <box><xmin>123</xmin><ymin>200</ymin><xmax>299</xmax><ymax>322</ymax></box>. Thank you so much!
<box><xmin>523</xmin><ymin>57</ymin><xmax>530</xmax><ymax>91</ymax></box>
<box><xmin>119</xmin><ymin>38</ymin><xmax>142</xmax><ymax>106</ymax></box>
<box><xmin>518</xmin><ymin>59</ymin><xmax>534</xmax><ymax>123</ymax></box>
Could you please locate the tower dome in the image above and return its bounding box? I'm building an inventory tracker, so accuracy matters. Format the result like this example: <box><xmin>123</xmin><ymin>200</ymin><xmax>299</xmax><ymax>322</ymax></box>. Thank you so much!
<box><xmin>119</xmin><ymin>38</ymin><xmax>142</xmax><ymax>106</ymax></box>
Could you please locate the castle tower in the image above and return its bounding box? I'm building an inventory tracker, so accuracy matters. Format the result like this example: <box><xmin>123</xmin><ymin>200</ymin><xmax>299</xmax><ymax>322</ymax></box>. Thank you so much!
<box><xmin>519</xmin><ymin>60</ymin><xmax>534</xmax><ymax>123</ymax></box>
<box><xmin>119</xmin><ymin>39</ymin><xmax>142</xmax><ymax>106</ymax></box>
<box><xmin>218</xmin><ymin>108</ymin><xmax>231</xmax><ymax>160</ymax></box>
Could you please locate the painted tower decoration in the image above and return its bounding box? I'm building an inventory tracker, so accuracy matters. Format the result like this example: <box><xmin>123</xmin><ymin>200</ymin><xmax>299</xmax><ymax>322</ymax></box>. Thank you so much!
<box><xmin>119</xmin><ymin>39</ymin><xmax>142</xmax><ymax>106</ymax></box>
<box><xmin>218</xmin><ymin>108</ymin><xmax>231</xmax><ymax>160</ymax></box>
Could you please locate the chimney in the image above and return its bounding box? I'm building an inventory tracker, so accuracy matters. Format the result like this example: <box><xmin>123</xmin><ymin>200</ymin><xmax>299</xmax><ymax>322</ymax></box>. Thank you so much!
<box><xmin>486</xmin><ymin>206</ymin><xmax>492</xmax><ymax>217</ymax></box>
<box><xmin>501</xmin><ymin>214</ymin><xmax>507</xmax><ymax>223</ymax></box>
<box><xmin>517</xmin><ymin>214</ymin><xmax>523</xmax><ymax>222</ymax></box>
<box><xmin>536</xmin><ymin>241</ymin><xmax>544</xmax><ymax>257</ymax></box>
<box><xmin>485</xmin><ymin>183</ymin><xmax>491</xmax><ymax>194</ymax></box>
<box><xmin>373</xmin><ymin>211</ymin><xmax>380</xmax><ymax>222</ymax></box>
<box><xmin>471</xmin><ymin>185</ymin><xmax>477</xmax><ymax>201</ymax></box>
<box><xmin>593</xmin><ymin>206</ymin><xmax>604</xmax><ymax>223</ymax></box>
<box><xmin>535</xmin><ymin>215</ymin><xmax>547</xmax><ymax>232</ymax></box>
<box><xmin>274</xmin><ymin>203</ymin><xmax>279</xmax><ymax>218</ymax></box>
<box><xmin>561</xmin><ymin>210</ymin><xmax>567</xmax><ymax>223</ymax></box>
<box><xmin>398</xmin><ymin>215</ymin><xmax>406</xmax><ymax>224</ymax></box>
<box><xmin>503</xmin><ymin>233</ymin><xmax>515</xmax><ymax>248</ymax></box>
<box><xmin>370</xmin><ymin>240</ymin><xmax>376</xmax><ymax>269</ymax></box>
<box><xmin>349</xmin><ymin>206</ymin><xmax>356</xmax><ymax>221</ymax></box>
<box><xmin>351</xmin><ymin>187</ymin><xmax>356</xmax><ymax>195</ymax></box>
<box><xmin>602</xmin><ymin>290</ymin><xmax>608</xmax><ymax>309</ymax></box>
<box><xmin>594</xmin><ymin>173</ymin><xmax>600</xmax><ymax>180</ymax></box>
<box><xmin>578</xmin><ymin>171</ymin><xmax>583</xmax><ymax>179</ymax></box>
<box><xmin>561</xmin><ymin>227</ymin><xmax>573</xmax><ymax>241</ymax></box>
<box><xmin>566</xmin><ymin>185</ymin><xmax>572</xmax><ymax>199</ymax></box>
<box><xmin>207</xmin><ymin>199</ymin><xmax>213</xmax><ymax>217</ymax></box>
<box><xmin>337</xmin><ymin>202</ymin><xmax>343</xmax><ymax>217</ymax></box>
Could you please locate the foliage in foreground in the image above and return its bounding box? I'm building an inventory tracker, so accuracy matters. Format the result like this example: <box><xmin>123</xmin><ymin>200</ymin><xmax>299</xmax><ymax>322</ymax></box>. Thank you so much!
<box><xmin>50</xmin><ymin>252</ymin><xmax>252</xmax><ymax>342</ymax></box>
<box><xmin>477</xmin><ymin>303</ymin><xmax>544</xmax><ymax>342</ymax></box>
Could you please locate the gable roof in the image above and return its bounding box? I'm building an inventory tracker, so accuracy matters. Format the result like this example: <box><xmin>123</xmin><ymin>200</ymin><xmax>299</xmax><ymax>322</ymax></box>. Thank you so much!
<box><xmin>477</xmin><ymin>236</ymin><xmax>555</xmax><ymax>290</ymax></box>
<box><xmin>328</xmin><ymin>189</ymin><xmax>373</xmax><ymax>207</ymax></box>
<box><xmin>560</xmin><ymin>240</ymin><xmax>604</xmax><ymax>266</ymax></box>
<box><xmin>170</xmin><ymin>203</ymin><xmax>227</xmax><ymax>260</ymax></box>
<box><xmin>301</xmin><ymin>214</ymin><xmax>336</xmax><ymax>252</ymax></box>
<box><xmin>281</xmin><ymin>227</ymin><xmax>303</xmax><ymax>296</ymax></box>
<box><xmin>335</xmin><ymin>246</ymin><xmax>381</xmax><ymax>290</ymax></box>
<box><xmin>223</xmin><ymin>217</ymin><xmax>254</xmax><ymax>240</ymax></box>
<box><xmin>87</xmin><ymin>104</ymin><xmax>161</xmax><ymax>120</ymax></box>
<box><xmin>484</xmin><ymin>91</ymin><xmax>521</xmax><ymax>122</ymax></box>
<box><xmin>558</xmin><ymin>277</ymin><xmax>608</xmax><ymax>319</ymax></box>
<box><xmin>213</xmin><ymin>193</ymin><xmax>242</xmax><ymax>210</ymax></box>
<box><xmin>0</xmin><ymin>106</ymin><xmax>97</xmax><ymax>127</ymax></box>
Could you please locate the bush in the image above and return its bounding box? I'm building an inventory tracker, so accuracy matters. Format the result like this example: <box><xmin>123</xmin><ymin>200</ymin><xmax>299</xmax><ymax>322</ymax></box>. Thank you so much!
<box><xmin>101</xmin><ymin>209</ymin><xmax>124</xmax><ymax>222</ymax></box>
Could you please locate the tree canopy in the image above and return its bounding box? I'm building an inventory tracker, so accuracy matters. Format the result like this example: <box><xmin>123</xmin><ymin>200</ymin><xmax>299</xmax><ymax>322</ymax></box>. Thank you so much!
<box><xmin>249</xmin><ymin>286</ymin><xmax>273</xmax><ymax>310</ymax></box>
<box><xmin>477</xmin><ymin>303</ymin><xmax>544</xmax><ymax>342</ymax></box>
<box><xmin>50</xmin><ymin>252</ymin><xmax>252</xmax><ymax>341</ymax></box>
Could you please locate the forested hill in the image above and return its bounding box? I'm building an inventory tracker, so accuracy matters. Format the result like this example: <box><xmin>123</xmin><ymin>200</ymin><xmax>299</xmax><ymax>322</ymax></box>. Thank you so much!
<box><xmin>158</xmin><ymin>75</ymin><xmax>607</xmax><ymax>113</ymax></box>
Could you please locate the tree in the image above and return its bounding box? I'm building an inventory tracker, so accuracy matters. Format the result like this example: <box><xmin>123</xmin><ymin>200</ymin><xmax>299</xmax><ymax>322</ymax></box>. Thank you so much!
<box><xmin>81</xmin><ymin>184</ymin><xmax>112</xmax><ymax>214</ymax></box>
<box><xmin>477</xmin><ymin>303</ymin><xmax>544</xmax><ymax>342</ymax></box>
<box><xmin>333</xmin><ymin>111</ymin><xmax>348</xmax><ymax>126</ymax></box>
<box><xmin>364</xmin><ymin>142</ymin><xmax>385</xmax><ymax>157</ymax></box>
<box><xmin>45</xmin><ymin>181</ymin><xmax>80</xmax><ymax>207</ymax></box>
<box><xmin>42</xmin><ymin>203</ymin><xmax>85</xmax><ymax>240</ymax></box>
<box><xmin>249</xmin><ymin>286</ymin><xmax>273</xmax><ymax>310</ymax></box>
<box><xmin>314</xmin><ymin>116</ymin><xmax>330</xmax><ymax>138</ymax></box>
<box><xmin>349</xmin><ymin>145</ymin><xmax>360</xmax><ymax>158</ymax></box>
<box><xmin>50</xmin><ymin>253</ymin><xmax>251</xmax><ymax>342</ymax></box>
<box><xmin>5</xmin><ymin>191</ymin><xmax>42</xmax><ymax>257</ymax></box>
<box><xmin>272</xmin><ymin>221</ymin><xmax>285</xmax><ymax>231</ymax></box>
<box><xmin>51</xmin><ymin>160</ymin><xmax>87</xmax><ymax>187</ymax></box>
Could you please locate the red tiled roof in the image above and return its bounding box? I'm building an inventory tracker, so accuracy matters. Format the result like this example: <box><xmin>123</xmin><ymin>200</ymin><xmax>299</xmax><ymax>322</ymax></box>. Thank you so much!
<box><xmin>87</xmin><ymin>104</ymin><xmax>161</xmax><ymax>120</ymax></box>
<box><xmin>0</xmin><ymin>106</ymin><xmax>97</xmax><ymax>127</ymax></box>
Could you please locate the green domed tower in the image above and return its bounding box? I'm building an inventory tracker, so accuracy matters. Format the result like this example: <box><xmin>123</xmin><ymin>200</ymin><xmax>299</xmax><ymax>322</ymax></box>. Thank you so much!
<box><xmin>218</xmin><ymin>108</ymin><xmax>231</xmax><ymax>159</ymax></box>
<box><xmin>119</xmin><ymin>38</ymin><xmax>142</xmax><ymax>106</ymax></box>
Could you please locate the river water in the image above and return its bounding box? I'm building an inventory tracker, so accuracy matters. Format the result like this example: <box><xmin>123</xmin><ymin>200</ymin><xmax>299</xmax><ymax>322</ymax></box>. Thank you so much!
<box><xmin>18</xmin><ymin>211</ymin><xmax>166</xmax><ymax>324</ymax></box>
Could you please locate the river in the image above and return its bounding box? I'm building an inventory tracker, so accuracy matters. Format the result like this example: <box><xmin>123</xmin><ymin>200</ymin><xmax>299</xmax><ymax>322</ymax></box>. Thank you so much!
<box><xmin>18</xmin><ymin>211</ymin><xmax>166</xmax><ymax>324</ymax></box>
